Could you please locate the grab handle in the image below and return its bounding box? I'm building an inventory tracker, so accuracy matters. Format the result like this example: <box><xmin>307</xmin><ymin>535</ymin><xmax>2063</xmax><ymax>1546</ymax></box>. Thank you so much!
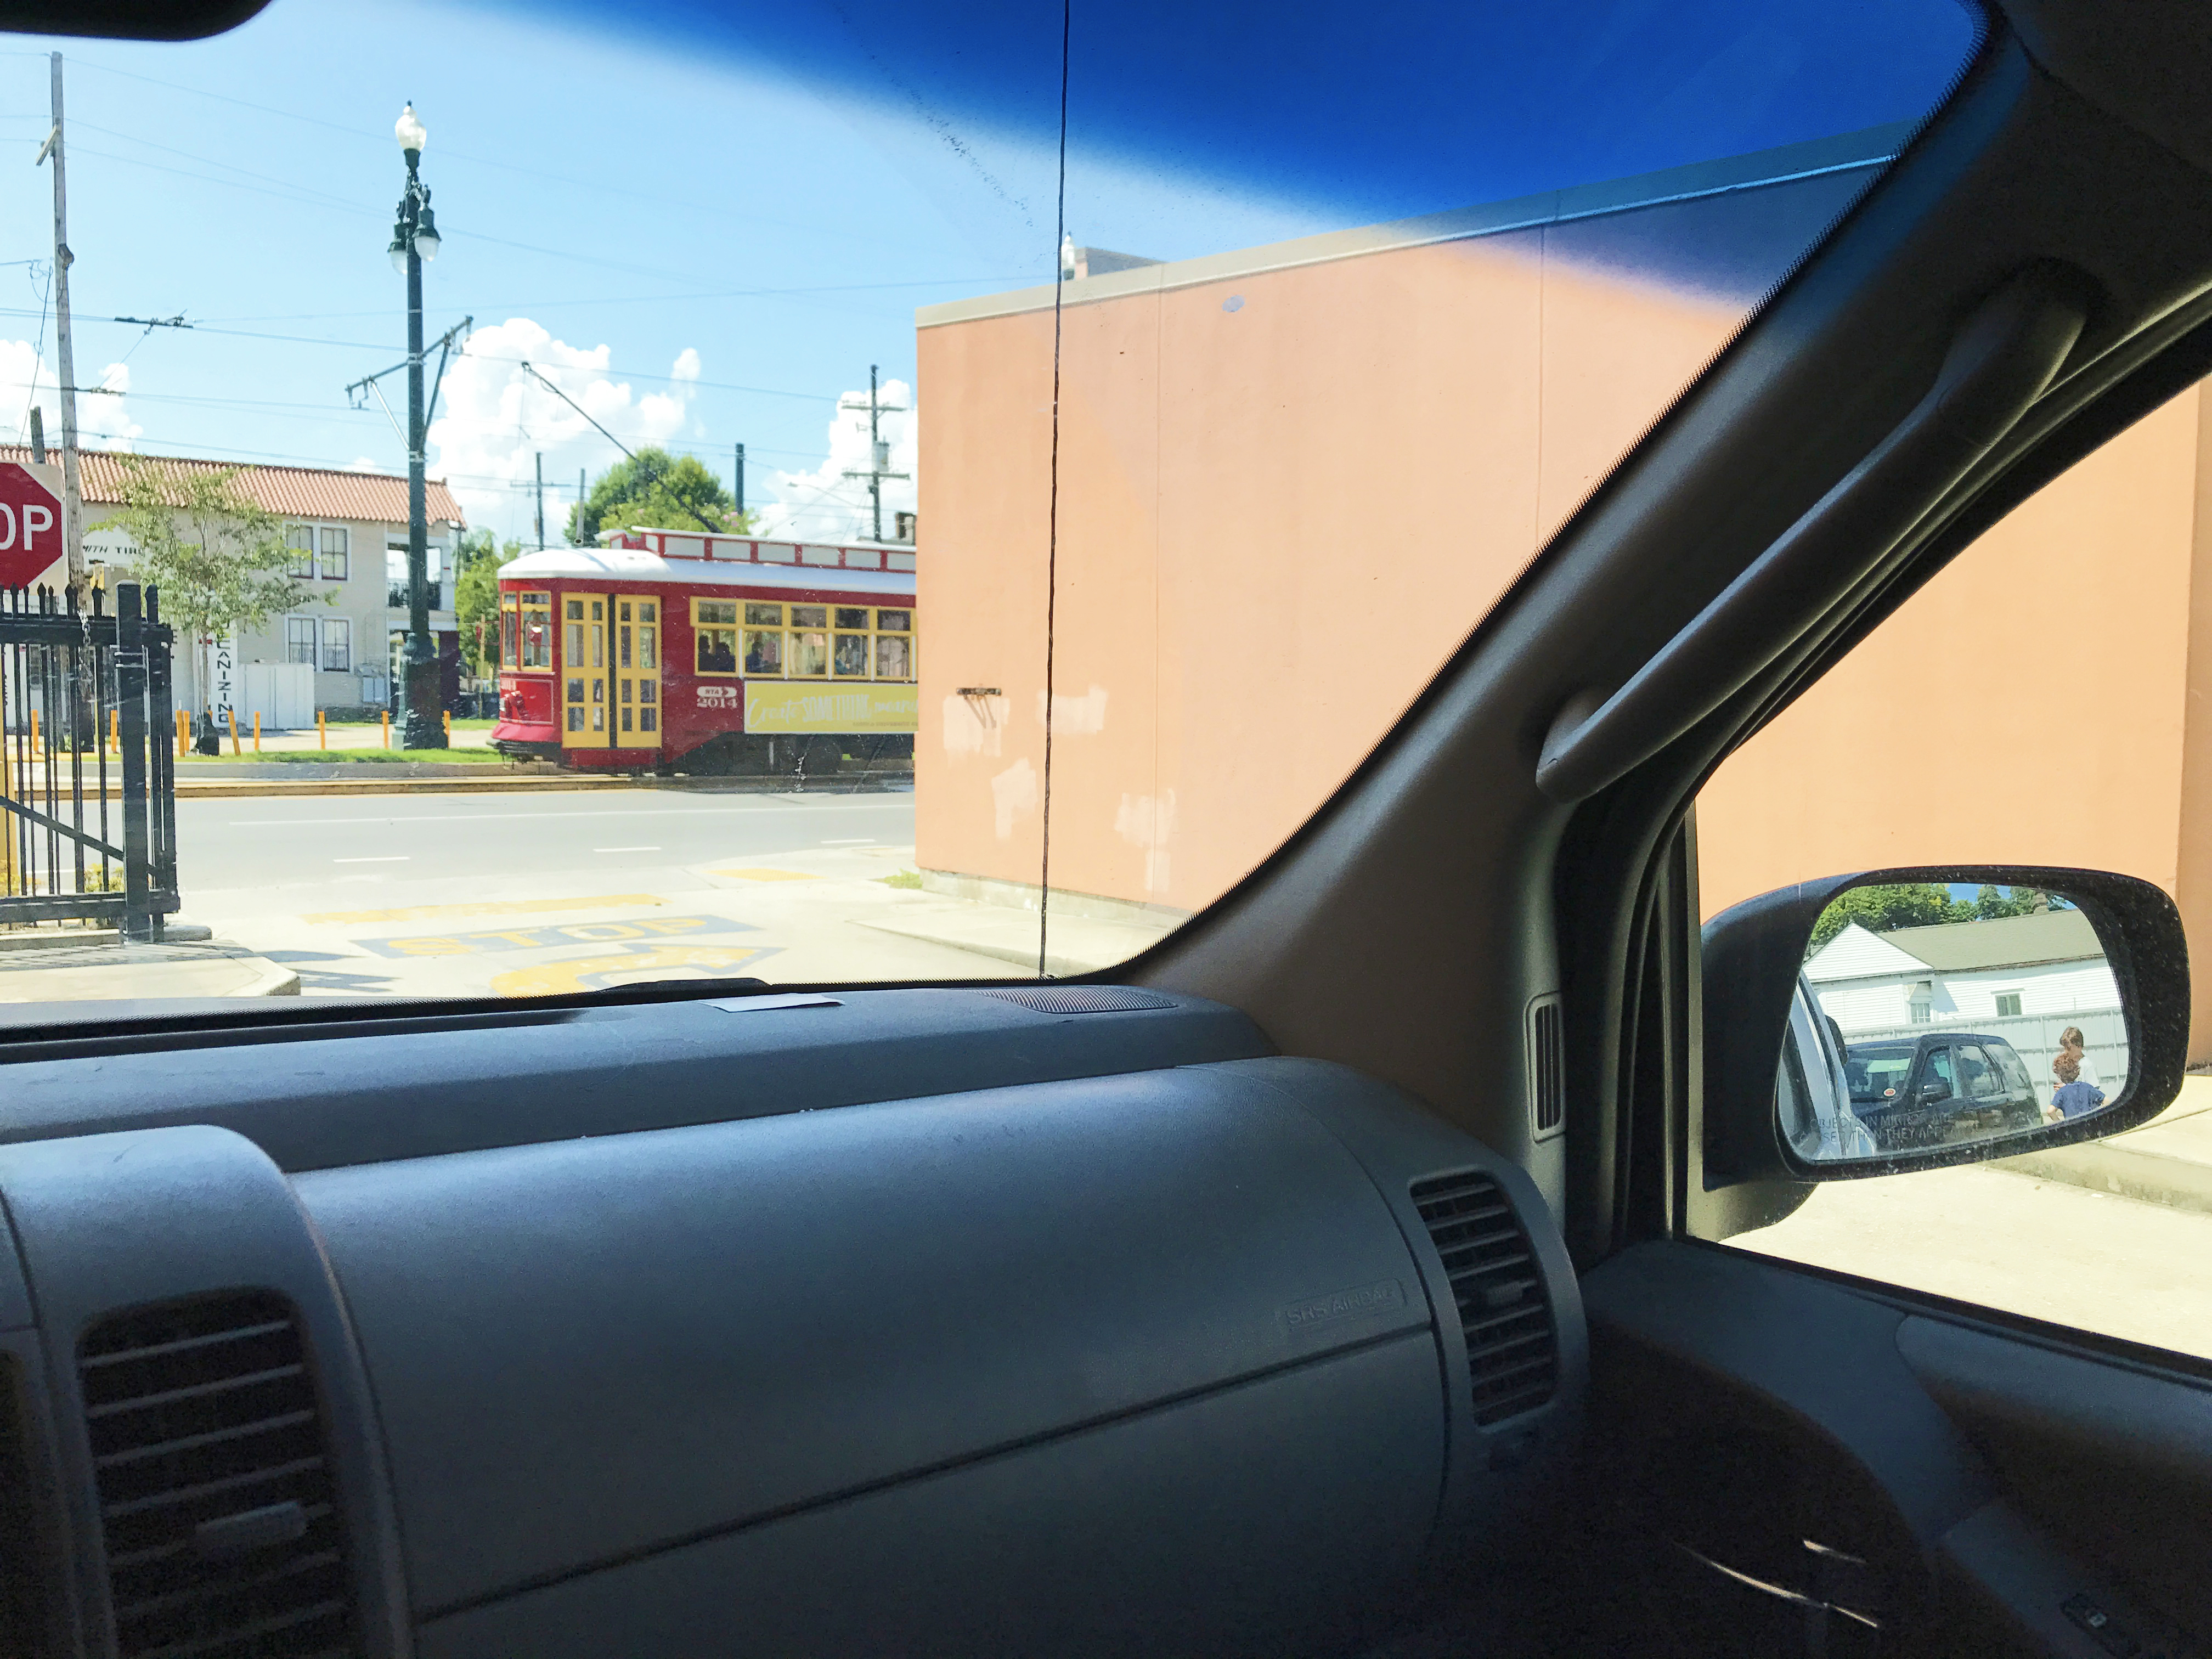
<box><xmin>1535</xmin><ymin>264</ymin><xmax>2090</xmax><ymax>806</ymax></box>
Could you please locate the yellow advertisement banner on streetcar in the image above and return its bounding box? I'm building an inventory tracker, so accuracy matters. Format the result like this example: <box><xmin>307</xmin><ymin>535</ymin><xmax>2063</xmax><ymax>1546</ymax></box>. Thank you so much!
<box><xmin>744</xmin><ymin>680</ymin><xmax>919</xmax><ymax>733</ymax></box>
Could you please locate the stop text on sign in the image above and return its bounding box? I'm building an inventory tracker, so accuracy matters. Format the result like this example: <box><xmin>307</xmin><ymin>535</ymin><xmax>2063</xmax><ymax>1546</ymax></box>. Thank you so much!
<box><xmin>0</xmin><ymin>501</ymin><xmax>55</xmax><ymax>551</ymax></box>
<box><xmin>0</xmin><ymin>461</ymin><xmax>65</xmax><ymax>590</ymax></box>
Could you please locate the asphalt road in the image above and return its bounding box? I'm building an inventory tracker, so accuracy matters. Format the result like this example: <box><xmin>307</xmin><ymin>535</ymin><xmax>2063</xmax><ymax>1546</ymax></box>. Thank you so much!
<box><xmin>160</xmin><ymin>787</ymin><xmax>976</xmax><ymax>996</ymax></box>
<box><xmin>174</xmin><ymin>789</ymin><xmax>918</xmax><ymax>895</ymax></box>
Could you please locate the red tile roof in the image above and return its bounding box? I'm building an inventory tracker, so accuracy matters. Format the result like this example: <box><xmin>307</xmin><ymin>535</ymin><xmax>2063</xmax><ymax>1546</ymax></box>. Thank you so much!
<box><xmin>0</xmin><ymin>447</ymin><xmax>465</xmax><ymax>528</ymax></box>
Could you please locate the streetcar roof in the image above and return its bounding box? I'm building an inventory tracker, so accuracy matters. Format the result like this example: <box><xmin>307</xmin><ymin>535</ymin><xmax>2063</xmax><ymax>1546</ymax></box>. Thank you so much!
<box><xmin>499</xmin><ymin>546</ymin><xmax>916</xmax><ymax>597</ymax></box>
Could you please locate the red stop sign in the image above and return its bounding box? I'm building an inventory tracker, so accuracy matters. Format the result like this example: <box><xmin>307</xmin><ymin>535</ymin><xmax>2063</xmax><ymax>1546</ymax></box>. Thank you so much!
<box><xmin>0</xmin><ymin>462</ymin><xmax>64</xmax><ymax>591</ymax></box>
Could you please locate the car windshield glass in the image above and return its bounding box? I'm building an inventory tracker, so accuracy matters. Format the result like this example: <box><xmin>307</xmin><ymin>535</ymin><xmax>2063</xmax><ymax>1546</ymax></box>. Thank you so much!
<box><xmin>0</xmin><ymin>0</ymin><xmax>1976</xmax><ymax>1017</ymax></box>
<box><xmin>1845</xmin><ymin>1045</ymin><xmax>1916</xmax><ymax>1103</ymax></box>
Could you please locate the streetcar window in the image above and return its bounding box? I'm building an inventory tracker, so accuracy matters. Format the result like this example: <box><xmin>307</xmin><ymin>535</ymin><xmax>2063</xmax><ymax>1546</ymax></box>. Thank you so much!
<box><xmin>836</xmin><ymin>607</ymin><xmax>870</xmax><ymax>630</ymax></box>
<box><xmin>833</xmin><ymin>634</ymin><xmax>870</xmax><ymax>676</ymax></box>
<box><xmin>791</xmin><ymin>606</ymin><xmax>828</xmax><ymax>629</ymax></box>
<box><xmin>638</xmin><ymin>608</ymin><xmax>658</xmax><ymax>672</ymax></box>
<box><xmin>877</xmin><ymin>610</ymin><xmax>912</xmax><ymax>634</ymax></box>
<box><xmin>697</xmin><ymin>601</ymin><xmax>739</xmax><ymax>626</ymax></box>
<box><xmin>744</xmin><ymin>631</ymin><xmax>783</xmax><ymax>675</ymax></box>
<box><xmin>500</xmin><ymin>598</ymin><xmax>517</xmax><ymax>669</ymax></box>
<box><xmin>745</xmin><ymin>603</ymin><xmax>783</xmax><ymax>626</ymax></box>
<box><xmin>519</xmin><ymin>596</ymin><xmax>553</xmax><ymax>670</ymax></box>
<box><xmin>792</xmin><ymin>629</ymin><xmax>830</xmax><ymax>678</ymax></box>
<box><xmin>876</xmin><ymin>635</ymin><xmax>912</xmax><ymax>681</ymax></box>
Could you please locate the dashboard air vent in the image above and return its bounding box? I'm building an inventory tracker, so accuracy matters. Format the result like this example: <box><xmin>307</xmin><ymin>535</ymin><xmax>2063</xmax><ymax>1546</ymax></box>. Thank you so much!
<box><xmin>983</xmin><ymin>986</ymin><xmax>1175</xmax><ymax>1014</ymax></box>
<box><xmin>1528</xmin><ymin>995</ymin><xmax>1565</xmax><ymax>1136</ymax></box>
<box><xmin>1410</xmin><ymin>1171</ymin><xmax>1558</xmax><ymax>1426</ymax></box>
<box><xmin>77</xmin><ymin>1293</ymin><xmax>358</xmax><ymax>1659</ymax></box>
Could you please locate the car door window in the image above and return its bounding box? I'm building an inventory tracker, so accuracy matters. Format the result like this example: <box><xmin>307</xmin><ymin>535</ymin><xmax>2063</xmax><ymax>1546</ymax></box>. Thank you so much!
<box><xmin>1921</xmin><ymin>1047</ymin><xmax>1955</xmax><ymax>1101</ymax></box>
<box><xmin>1694</xmin><ymin>376</ymin><xmax>2212</xmax><ymax>1365</ymax></box>
<box><xmin>1957</xmin><ymin>1044</ymin><xmax>2002</xmax><ymax>1101</ymax></box>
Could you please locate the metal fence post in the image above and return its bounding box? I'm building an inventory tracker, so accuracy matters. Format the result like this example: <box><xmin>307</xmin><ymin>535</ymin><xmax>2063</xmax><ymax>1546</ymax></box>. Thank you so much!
<box><xmin>146</xmin><ymin>584</ymin><xmax>176</xmax><ymax>900</ymax></box>
<box><xmin>115</xmin><ymin>582</ymin><xmax>152</xmax><ymax>942</ymax></box>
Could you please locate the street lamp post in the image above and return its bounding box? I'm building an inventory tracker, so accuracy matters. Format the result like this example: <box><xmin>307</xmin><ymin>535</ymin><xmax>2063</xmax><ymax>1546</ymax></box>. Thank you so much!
<box><xmin>390</xmin><ymin>103</ymin><xmax>443</xmax><ymax>751</ymax></box>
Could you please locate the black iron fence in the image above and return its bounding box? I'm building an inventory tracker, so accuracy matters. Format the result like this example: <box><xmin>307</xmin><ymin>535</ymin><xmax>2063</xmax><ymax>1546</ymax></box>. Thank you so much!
<box><xmin>1</xmin><ymin>582</ymin><xmax>178</xmax><ymax>940</ymax></box>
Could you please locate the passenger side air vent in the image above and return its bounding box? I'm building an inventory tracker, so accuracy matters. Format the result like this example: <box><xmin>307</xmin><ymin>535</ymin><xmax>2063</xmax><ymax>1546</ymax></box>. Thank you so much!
<box><xmin>78</xmin><ymin>1293</ymin><xmax>358</xmax><ymax>1659</ymax></box>
<box><xmin>1528</xmin><ymin>994</ymin><xmax>1564</xmax><ymax>1136</ymax></box>
<box><xmin>1410</xmin><ymin>1172</ymin><xmax>1558</xmax><ymax>1425</ymax></box>
<box><xmin>983</xmin><ymin>986</ymin><xmax>1175</xmax><ymax>1014</ymax></box>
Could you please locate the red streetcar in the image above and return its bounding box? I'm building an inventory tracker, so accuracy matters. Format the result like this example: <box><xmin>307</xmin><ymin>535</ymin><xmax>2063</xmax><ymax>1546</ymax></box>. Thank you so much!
<box><xmin>490</xmin><ymin>528</ymin><xmax>917</xmax><ymax>774</ymax></box>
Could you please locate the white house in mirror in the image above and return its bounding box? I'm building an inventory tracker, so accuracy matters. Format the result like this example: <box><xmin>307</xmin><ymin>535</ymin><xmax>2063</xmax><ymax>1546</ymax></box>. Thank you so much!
<box><xmin>1804</xmin><ymin>907</ymin><xmax>2124</xmax><ymax>1103</ymax></box>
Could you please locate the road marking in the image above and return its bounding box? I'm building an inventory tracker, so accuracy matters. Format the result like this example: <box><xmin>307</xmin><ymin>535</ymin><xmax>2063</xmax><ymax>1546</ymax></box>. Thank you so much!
<box><xmin>359</xmin><ymin>915</ymin><xmax>753</xmax><ymax>959</ymax></box>
<box><xmin>713</xmin><ymin>868</ymin><xmax>819</xmax><ymax>882</ymax></box>
<box><xmin>301</xmin><ymin>894</ymin><xmax>665</xmax><ymax>925</ymax></box>
<box><xmin>490</xmin><ymin>941</ymin><xmax>780</xmax><ymax>997</ymax></box>
<box><xmin>333</xmin><ymin>856</ymin><xmax>409</xmax><ymax>864</ymax></box>
<box><xmin>594</xmin><ymin>846</ymin><xmax>661</xmax><ymax>853</ymax></box>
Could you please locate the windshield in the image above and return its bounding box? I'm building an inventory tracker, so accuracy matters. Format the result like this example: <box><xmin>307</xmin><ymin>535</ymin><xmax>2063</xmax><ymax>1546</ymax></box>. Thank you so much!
<box><xmin>0</xmin><ymin>0</ymin><xmax>1977</xmax><ymax>1013</ymax></box>
<box><xmin>1845</xmin><ymin>1045</ymin><xmax>1916</xmax><ymax>1104</ymax></box>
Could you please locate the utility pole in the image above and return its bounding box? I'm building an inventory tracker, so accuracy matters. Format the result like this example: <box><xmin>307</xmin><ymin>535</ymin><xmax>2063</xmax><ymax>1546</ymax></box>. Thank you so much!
<box><xmin>733</xmin><ymin>442</ymin><xmax>745</xmax><ymax>523</ymax></box>
<box><xmin>534</xmin><ymin>452</ymin><xmax>545</xmax><ymax>549</ymax></box>
<box><xmin>37</xmin><ymin>53</ymin><xmax>83</xmax><ymax>610</ymax></box>
<box><xmin>840</xmin><ymin>365</ymin><xmax>908</xmax><ymax>544</ymax></box>
<box><xmin>578</xmin><ymin>467</ymin><xmax>586</xmax><ymax>545</ymax></box>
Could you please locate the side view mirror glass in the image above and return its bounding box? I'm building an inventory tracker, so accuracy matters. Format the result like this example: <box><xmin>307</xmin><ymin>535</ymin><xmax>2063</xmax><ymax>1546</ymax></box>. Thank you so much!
<box><xmin>1703</xmin><ymin>864</ymin><xmax>2189</xmax><ymax>1189</ymax></box>
<box><xmin>1785</xmin><ymin>882</ymin><xmax>2120</xmax><ymax>1166</ymax></box>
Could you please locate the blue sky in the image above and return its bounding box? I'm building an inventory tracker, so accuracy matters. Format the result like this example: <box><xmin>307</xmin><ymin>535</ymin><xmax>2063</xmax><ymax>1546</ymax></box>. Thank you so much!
<box><xmin>0</xmin><ymin>0</ymin><xmax>1977</xmax><ymax>550</ymax></box>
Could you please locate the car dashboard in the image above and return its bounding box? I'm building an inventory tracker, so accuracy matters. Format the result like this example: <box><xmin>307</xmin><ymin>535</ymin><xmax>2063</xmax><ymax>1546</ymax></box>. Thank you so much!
<box><xmin>0</xmin><ymin>989</ymin><xmax>1586</xmax><ymax>1658</ymax></box>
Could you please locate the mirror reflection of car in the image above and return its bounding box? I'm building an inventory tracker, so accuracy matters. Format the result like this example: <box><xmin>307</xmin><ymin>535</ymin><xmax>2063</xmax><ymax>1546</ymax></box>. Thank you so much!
<box><xmin>1779</xmin><ymin>973</ymin><xmax>1880</xmax><ymax>1160</ymax></box>
<box><xmin>1842</xmin><ymin>1031</ymin><xmax>2042</xmax><ymax>1150</ymax></box>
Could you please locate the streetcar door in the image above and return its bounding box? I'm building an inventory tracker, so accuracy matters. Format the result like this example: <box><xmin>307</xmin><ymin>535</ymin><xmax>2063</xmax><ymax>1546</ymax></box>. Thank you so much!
<box><xmin>613</xmin><ymin>594</ymin><xmax>660</xmax><ymax>750</ymax></box>
<box><xmin>561</xmin><ymin>592</ymin><xmax>610</xmax><ymax>748</ymax></box>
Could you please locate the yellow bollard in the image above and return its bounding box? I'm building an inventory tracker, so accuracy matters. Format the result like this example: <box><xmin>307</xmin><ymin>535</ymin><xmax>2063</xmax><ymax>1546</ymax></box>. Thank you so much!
<box><xmin>381</xmin><ymin>709</ymin><xmax>391</xmax><ymax>749</ymax></box>
<box><xmin>228</xmin><ymin>708</ymin><xmax>239</xmax><ymax>755</ymax></box>
<box><xmin>317</xmin><ymin>710</ymin><xmax>327</xmax><ymax>751</ymax></box>
<box><xmin>109</xmin><ymin>708</ymin><xmax>119</xmax><ymax>755</ymax></box>
<box><xmin>443</xmin><ymin>709</ymin><xmax>452</xmax><ymax>748</ymax></box>
<box><xmin>253</xmin><ymin>710</ymin><xmax>261</xmax><ymax>754</ymax></box>
<box><xmin>176</xmin><ymin>708</ymin><xmax>187</xmax><ymax>759</ymax></box>
<box><xmin>29</xmin><ymin>709</ymin><xmax>38</xmax><ymax>759</ymax></box>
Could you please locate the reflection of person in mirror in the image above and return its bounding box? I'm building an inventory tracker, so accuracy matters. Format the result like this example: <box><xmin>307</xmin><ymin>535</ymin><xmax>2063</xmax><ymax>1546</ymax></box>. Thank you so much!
<box><xmin>2055</xmin><ymin>1025</ymin><xmax>2101</xmax><ymax>1090</ymax></box>
<box><xmin>2048</xmin><ymin>1053</ymin><xmax>2106</xmax><ymax>1122</ymax></box>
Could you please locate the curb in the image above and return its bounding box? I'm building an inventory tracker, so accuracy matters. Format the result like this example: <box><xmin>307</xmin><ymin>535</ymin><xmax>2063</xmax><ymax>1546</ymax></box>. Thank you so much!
<box><xmin>1991</xmin><ymin>1140</ymin><xmax>2212</xmax><ymax>1215</ymax></box>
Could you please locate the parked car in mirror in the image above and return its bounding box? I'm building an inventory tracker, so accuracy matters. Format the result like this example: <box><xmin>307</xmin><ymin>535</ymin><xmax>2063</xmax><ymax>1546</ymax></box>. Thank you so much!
<box><xmin>1843</xmin><ymin>1030</ymin><xmax>2042</xmax><ymax>1149</ymax></box>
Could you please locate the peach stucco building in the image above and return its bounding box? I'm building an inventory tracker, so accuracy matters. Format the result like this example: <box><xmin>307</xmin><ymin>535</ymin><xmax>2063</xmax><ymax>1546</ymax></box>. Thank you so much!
<box><xmin>913</xmin><ymin>127</ymin><xmax>2212</xmax><ymax>1053</ymax></box>
<box><xmin>915</xmin><ymin>129</ymin><xmax>1904</xmax><ymax>922</ymax></box>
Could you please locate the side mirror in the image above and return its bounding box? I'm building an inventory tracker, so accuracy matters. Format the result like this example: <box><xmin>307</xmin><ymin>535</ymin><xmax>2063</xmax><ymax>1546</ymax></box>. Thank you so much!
<box><xmin>1703</xmin><ymin>866</ymin><xmax>2188</xmax><ymax>1184</ymax></box>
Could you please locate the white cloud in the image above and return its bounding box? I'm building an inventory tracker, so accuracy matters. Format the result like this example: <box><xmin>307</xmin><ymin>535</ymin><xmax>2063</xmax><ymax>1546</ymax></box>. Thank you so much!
<box><xmin>0</xmin><ymin>340</ymin><xmax>142</xmax><ymax>450</ymax></box>
<box><xmin>425</xmin><ymin>317</ymin><xmax>697</xmax><ymax>539</ymax></box>
<box><xmin>755</xmin><ymin>377</ymin><xmax>917</xmax><ymax>545</ymax></box>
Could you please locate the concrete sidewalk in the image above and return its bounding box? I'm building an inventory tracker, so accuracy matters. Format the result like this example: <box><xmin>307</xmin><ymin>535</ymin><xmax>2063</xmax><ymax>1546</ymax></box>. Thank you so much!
<box><xmin>0</xmin><ymin>935</ymin><xmax>300</xmax><ymax>1003</ymax></box>
<box><xmin>1991</xmin><ymin>1074</ymin><xmax>2212</xmax><ymax>1212</ymax></box>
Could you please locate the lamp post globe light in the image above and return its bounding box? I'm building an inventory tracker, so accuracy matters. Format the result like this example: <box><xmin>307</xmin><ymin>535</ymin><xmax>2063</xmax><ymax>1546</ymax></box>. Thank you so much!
<box><xmin>392</xmin><ymin>101</ymin><xmax>443</xmax><ymax>751</ymax></box>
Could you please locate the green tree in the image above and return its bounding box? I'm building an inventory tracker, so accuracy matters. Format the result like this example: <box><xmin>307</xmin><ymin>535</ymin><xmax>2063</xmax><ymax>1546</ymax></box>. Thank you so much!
<box><xmin>566</xmin><ymin>449</ymin><xmax>753</xmax><ymax>544</ymax></box>
<box><xmin>110</xmin><ymin>456</ymin><xmax>321</xmax><ymax>726</ymax></box>
<box><xmin>452</xmin><ymin>529</ymin><xmax>522</xmax><ymax>675</ymax></box>
<box><xmin>1807</xmin><ymin>883</ymin><xmax>1974</xmax><ymax>956</ymax></box>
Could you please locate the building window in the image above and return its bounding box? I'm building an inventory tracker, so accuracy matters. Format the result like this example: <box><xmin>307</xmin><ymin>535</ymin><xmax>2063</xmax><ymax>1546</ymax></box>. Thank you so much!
<box><xmin>286</xmin><ymin>525</ymin><xmax>314</xmax><ymax>579</ymax></box>
<box><xmin>285</xmin><ymin>616</ymin><xmax>318</xmax><ymax>665</ymax></box>
<box><xmin>320</xmin><ymin>526</ymin><xmax>349</xmax><ymax>581</ymax></box>
<box><xmin>321</xmin><ymin>617</ymin><xmax>352</xmax><ymax>673</ymax></box>
<box><xmin>1909</xmin><ymin>981</ymin><xmax>1933</xmax><ymax>1024</ymax></box>
<box><xmin>1995</xmin><ymin>991</ymin><xmax>2023</xmax><ymax>1018</ymax></box>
